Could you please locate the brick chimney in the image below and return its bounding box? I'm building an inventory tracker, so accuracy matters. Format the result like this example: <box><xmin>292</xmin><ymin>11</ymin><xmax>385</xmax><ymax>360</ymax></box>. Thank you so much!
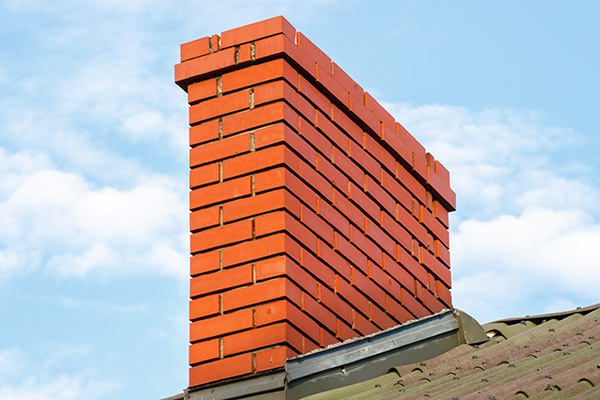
<box><xmin>174</xmin><ymin>16</ymin><xmax>456</xmax><ymax>389</ymax></box>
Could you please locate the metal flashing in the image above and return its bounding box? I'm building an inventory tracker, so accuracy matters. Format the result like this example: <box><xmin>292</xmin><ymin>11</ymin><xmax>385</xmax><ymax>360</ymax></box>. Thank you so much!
<box><xmin>286</xmin><ymin>310</ymin><xmax>457</xmax><ymax>382</ymax></box>
<box><xmin>188</xmin><ymin>371</ymin><xmax>286</xmax><ymax>400</ymax></box>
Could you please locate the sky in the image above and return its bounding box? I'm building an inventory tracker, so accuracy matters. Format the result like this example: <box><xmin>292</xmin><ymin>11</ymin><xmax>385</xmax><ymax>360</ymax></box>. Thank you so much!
<box><xmin>1</xmin><ymin>1</ymin><xmax>599</xmax><ymax>399</ymax></box>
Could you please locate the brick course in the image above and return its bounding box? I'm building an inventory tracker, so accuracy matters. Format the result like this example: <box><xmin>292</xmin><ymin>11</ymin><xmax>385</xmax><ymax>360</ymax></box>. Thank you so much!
<box><xmin>175</xmin><ymin>16</ymin><xmax>456</xmax><ymax>389</ymax></box>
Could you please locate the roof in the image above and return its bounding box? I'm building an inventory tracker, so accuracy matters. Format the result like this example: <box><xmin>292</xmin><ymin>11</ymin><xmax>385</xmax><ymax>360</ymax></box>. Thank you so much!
<box><xmin>165</xmin><ymin>304</ymin><xmax>600</xmax><ymax>399</ymax></box>
<box><xmin>305</xmin><ymin>304</ymin><xmax>600</xmax><ymax>400</ymax></box>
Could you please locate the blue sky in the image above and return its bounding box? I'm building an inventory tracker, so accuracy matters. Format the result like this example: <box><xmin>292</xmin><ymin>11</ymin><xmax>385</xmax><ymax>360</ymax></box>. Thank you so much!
<box><xmin>1</xmin><ymin>1</ymin><xmax>599</xmax><ymax>399</ymax></box>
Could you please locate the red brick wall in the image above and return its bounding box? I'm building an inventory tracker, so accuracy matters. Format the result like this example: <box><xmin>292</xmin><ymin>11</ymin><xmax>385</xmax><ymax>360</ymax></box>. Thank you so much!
<box><xmin>175</xmin><ymin>16</ymin><xmax>456</xmax><ymax>388</ymax></box>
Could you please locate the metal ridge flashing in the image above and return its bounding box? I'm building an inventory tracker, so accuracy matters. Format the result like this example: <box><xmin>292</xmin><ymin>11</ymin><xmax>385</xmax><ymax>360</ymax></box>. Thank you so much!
<box><xmin>285</xmin><ymin>309</ymin><xmax>456</xmax><ymax>382</ymax></box>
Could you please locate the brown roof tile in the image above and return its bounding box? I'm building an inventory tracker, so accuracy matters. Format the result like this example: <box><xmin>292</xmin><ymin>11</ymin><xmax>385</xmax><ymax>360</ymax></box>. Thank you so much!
<box><xmin>305</xmin><ymin>305</ymin><xmax>600</xmax><ymax>399</ymax></box>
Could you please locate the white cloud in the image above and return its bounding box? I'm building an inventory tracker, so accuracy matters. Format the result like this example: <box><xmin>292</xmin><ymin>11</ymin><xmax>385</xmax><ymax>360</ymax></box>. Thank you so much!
<box><xmin>385</xmin><ymin>103</ymin><xmax>600</xmax><ymax>322</ymax></box>
<box><xmin>0</xmin><ymin>153</ymin><xmax>188</xmax><ymax>279</ymax></box>
<box><xmin>0</xmin><ymin>347</ymin><xmax>116</xmax><ymax>400</ymax></box>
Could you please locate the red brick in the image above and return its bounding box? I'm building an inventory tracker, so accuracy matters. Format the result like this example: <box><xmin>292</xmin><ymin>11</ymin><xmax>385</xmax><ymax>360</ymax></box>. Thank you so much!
<box><xmin>237</xmin><ymin>42</ymin><xmax>252</xmax><ymax>64</ymax></box>
<box><xmin>419</xmin><ymin>205</ymin><xmax>450</xmax><ymax>248</ymax></box>
<box><xmin>365</xmin><ymin>175</ymin><xmax>395</xmax><ymax>216</ymax></box>
<box><xmin>301</xmin><ymin>249</ymin><xmax>335</xmax><ymax>289</ymax></box>
<box><xmin>301</xmin><ymin>204</ymin><xmax>334</xmax><ymax>246</ymax></box>
<box><xmin>368</xmin><ymin>260</ymin><xmax>402</xmax><ymax>298</ymax></box>
<box><xmin>397</xmin><ymin>204</ymin><xmax>427</xmax><ymax>246</ymax></box>
<box><xmin>190</xmin><ymin>176</ymin><xmax>252</xmax><ymax>209</ymax></box>
<box><xmin>190</xmin><ymin>163</ymin><xmax>220</xmax><ymax>189</ymax></box>
<box><xmin>421</xmin><ymin>286</ymin><xmax>446</xmax><ymax>313</ymax></box>
<box><xmin>434</xmin><ymin>239</ymin><xmax>451</xmax><ymax>267</ymax></box>
<box><xmin>190</xmin><ymin>119</ymin><xmax>219</xmax><ymax>147</ymax></box>
<box><xmin>254</xmin><ymin>168</ymin><xmax>318</xmax><ymax>211</ymax></box>
<box><xmin>222</xmin><ymin>144</ymin><xmax>291</xmax><ymax>180</ymax></box>
<box><xmin>320</xmin><ymin>327</ymin><xmax>338</xmax><ymax>347</ymax></box>
<box><xmin>190</xmin><ymin>206</ymin><xmax>219</xmax><ymax>232</ymax></box>
<box><xmin>223</xmin><ymin>189</ymin><xmax>300</xmax><ymax>223</ymax></box>
<box><xmin>318</xmin><ymin>283</ymin><xmax>353</xmax><ymax>325</ymax></box>
<box><xmin>348</xmin><ymin>182</ymin><xmax>380</xmax><ymax>221</ymax></box>
<box><xmin>254</xmin><ymin>255</ymin><xmax>286</xmax><ymax>280</ymax></box>
<box><xmin>349</xmin><ymin>96</ymin><xmax>380</xmax><ymax>136</ymax></box>
<box><xmin>190</xmin><ymin>264</ymin><xmax>252</xmax><ymax>297</ymax></box>
<box><xmin>426</xmin><ymin>162</ymin><xmax>456</xmax><ymax>212</ymax></box>
<box><xmin>286</xmin><ymin>301</ymin><xmax>321</xmax><ymax>344</ymax></box>
<box><xmin>190</xmin><ymin>251</ymin><xmax>220</xmax><ymax>276</ymax></box>
<box><xmin>189</xmin><ymin>339</ymin><xmax>220</xmax><ymax>365</ymax></box>
<box><xmin>316</xmin><ymin>63</ymin><xmax>349</xmax><ymax>109</ymax></box>
<box><xmin>189</xmin><ymin>352</ymin><xmax>253</xmax><ymax>387</ymax></box>
<box><xmin>317</xmin><ymin>197</ymin><xmax>350</xmax><ymax>238</ymax></box>
<box><xmin>190</xmin><ymin>307</ymin><xmax>253</xmax><ymax>342</ymax></box>
<box><xmin>298</xmin><ymin>117</ymin><xmax>332</xmax><ymax>157</ymax></box>
<box><xmin>395</xmin><ymin>162</ymin><xmax>426</xmax><ymax>202</ymax></box>
<box><xmin>302</xmin><ymin>293</ymin><xmax>337</xmax><ymax>336</ymax></box>
<box><xmin>255</xmin><ymin>299</ymin><xmax>289</xmax><ymax>326</ymax></box>
<box><xmin>298</xmin><ymin>74</ymin><xmax>331</xmax><ymax>116</ymax></box>
<box><xmin>316</xmin><ymin>154</ymin><xmax>348</xmax><ymax>192</ymax></box>
<box><xmin>336</xmin><ymin>319</ymin><xmax>359</xmax><ymax>341</ymax></box>
<box><xmin>189</xmin><ymin>294</ymin><xmax>220</xmax><ymax>320</ymax></box>
<box><xmin>189</xmin><ymin>89</ymin><xmax>249</xmax><ymax>124</ymax></box>
<box><xmin>253</xmin><ymin>33</ymin><xmax>285</xmax><ymax>60</ymax></box>
<box><xmin>222</xmin><ymin>101</ymin><xmax>299</xmax><ymax>137</ymax></box>
<box><xmin>381</xmin><ymin>169</ymin><xmax>412</xmax><ymax>210</ymax></box>
<box><xmin>315</xmin><ymin>110</ymin><xmax>347</xmax><ymax>151</ymax></box>
<box><xmin>190</xmin><ymin>219</ymin><xmax>253</xmax><ymax>253</ymax></box>
<box><xmin>348</xmin><ymin>140</ymin><xmax>379</xmax><ymax>179</ymax></box>
<box><xmin>255</xmin><ymin>346</ymin><xmax>297</xmax><ymax>373</ymax></box>
<box><xmin>385</xmin><ymin>295</ymin><xmax>412</xmax><ymax>324</ymax></box>
<box><xmin>223</xmin><ymin>277</ymin><xmax>301</xmax><ymax>311</ymax></box>
<box><xmin>396</xmin><ymin>244</ymin><xmax>428</xmax><ymax>286</ymax></box>
<box><xmin>364</xmin><ymin>92</ymin><xmax>395</xmax><ymax>130</ymax></box>
<box><xmin>332</xmin><ymin>147</ymin><xmax>363</xmax><ymax>187</ymax></box>
<box><xmin>382</xmin><ymin>252</ymin><xmax>415</xmax><ymax>295</ymax></box>
<box><xmin>221</xmin><ymin>233</ymin><xmax>301</xmax><ymax>267</ymax></box>
<box><xmin>180</xmin><ymin>37</ymin><xmax>210</xmax><ymax>62</ymax></box>
<box><xmin>220</xmin><ymin>16</ymin><xmax>296</xmax><ymax>49</ymax></box>
<box><xmin>363</xmin><ymin>133</ymin><xmax>395</xmax><ymax>174</ymax></box>
<box><xmin>350</xmin><ymin>267</ymin><xmax>386</xmax><ymax>308</ymax></box>
<box><xmin>296</xmin><ymin>32</ymin><xmax>330</xmax><ymax>71</ymax></box>
<box><xmin>401</xmin><ymin>287</ymin><xmax>429</xmax><ymax>319</ymax></box>
<box><xmin>176</xmin><ymin>47</ymin><xmax>236</xmax><ymax>85</ymax></box>
<box><xmin>317</xmin><ymin>240</ymin><xmax>351</xmax><ymax>278</ymax></box>
<box><xmin>254</xmin><ymin>167</ymin><xmax>286</xmax><ymax>193</ymax></box>
<box><xmin>380</xmin><ymin>125</ymin><xmax>413</xmax><ymax>170</ymax></box>
<box><xmin>298</xmin><ymin>161</ymin><xmax>332</xmax><ymax>202</ymax></box>
<box><xmin>437</xmin><ymin>281</ymin><xmax>452</xmax><ymax>308</ymax></box>
<box><xmin>350</xmin><ymin>225</ymin><xmax>383</xmax><ymax>265</ymax></box>
<box><xmin>332</xmin><ymin>188</ymin><xmax>364</xmax><ymax>229</ymax></box>
<box><xmin>223</xmin><ymin>322</ymin><xmax>300</xmax><ymax>356</ymax></box>
<box><xmin>433</xmin><ymin>200</ymin><xmax>449</xmax><ymax>228</ymax></box>
<box><xmin>353</xmin><ymin>309</ymin><xmax>378</xmax><ymax>336</ymax></box>
<box><xmin>253</xmin><ymin>210</ymin><xmax>288</xmax><ymax>237</ymax></box>
<box><xmin>420</xmin><ymin>249</ymin><xmax>451</xmax><ymax>287</ymax></box>
<box><xmin>334</xmin><ymin>232</ymin><xmax>368</xmax><ymax>274</ymax></box>
<box><xmin>254</xmin><ymin>123</ymin><xmax>289</xmax><ymax>149</ymax></box>
<box><xmin>330</xmin><ymin>103</ymin><xmax>363</xmax><ymax>144</ymax></box>
<box><xmin>381</xmin><ymin>212</ymin><xmax>411</xmax><ymax>252</ymax></box>
<box><xmin>190</xmin><ymin>132</ymin><xmax>250</xmax><ymax>167</ymax></box>
<box><xmin>370</xmin><ymin>302</ymin><xmax>396</xmax><ymax>330</ymax></box>
<box><xmin>335</xmin><ymin>276</ymin><xmax>370</xmax><ymax>318</ymax></box>
<box><xmin>281</xmin><ymin>129</ymin><xmax>318</xmax><ymax>168</ymax></box>
<box><xmin>289</xmin><ymin>216</ymin><xmax>319</xmax><ymax>254</ymax></box>
<box><xmin>188</xmin><ymin>78</ymin><xmax>217</xmax><ymax>103</ymax></box>
<box><xmin>222</xmin><ymin>59</ymin><xmax>297</xmax><ymax>93</ymax></box>
<box><xmin>256</xmin><ymin>299</ymin><xmax>322</xmax><ymax>347</ymax></box>
<box><xmin>254</xmin><ymin>80</ymin><xmax>315</xmax><ymax>123</ymax></box>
